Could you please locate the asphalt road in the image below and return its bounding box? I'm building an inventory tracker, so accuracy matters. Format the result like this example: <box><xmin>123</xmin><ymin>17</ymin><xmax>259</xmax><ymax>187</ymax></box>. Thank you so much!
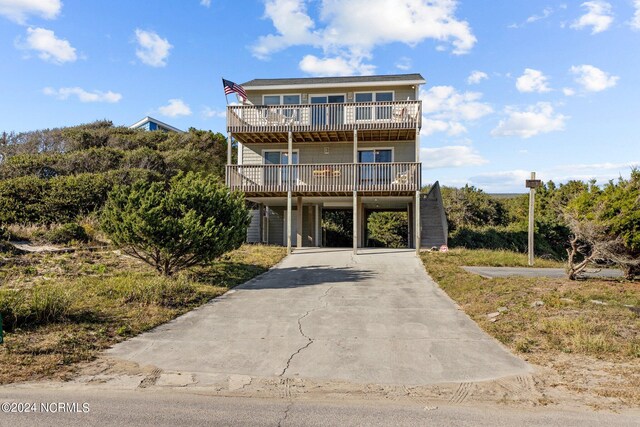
<box><xmin>0</xmin><ymin>388</ymin><xmax>638</xmax><ymax>427</ymax></box>
<box><xmin>107</xmin><ymin>248</ymin><xmax>530</xmax><ymax>385</ymax></box>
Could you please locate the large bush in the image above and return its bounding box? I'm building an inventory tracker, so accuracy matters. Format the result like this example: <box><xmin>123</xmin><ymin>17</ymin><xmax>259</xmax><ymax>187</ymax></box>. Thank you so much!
<box><xmin>0</xmin><ymin>169</ymin><xmax>161</xmax><ymax>224</ymax></box>
<box><xmin>367</xmin><ymin>211</ymin><xmax>408</xmax><ymax>248</ymax></box>
<box><xmin>564</xmin><ymin>170</ymin><xmax>640</xmax><ymax>279</ymax></box>
<box><xmin>0</xmin><ymin>122</ymin><xmax>231</xmax><ymax>227</ymax></box>
<box><xmin>101</xmin><ymin>172</ymin><xmax>250</xmax><ymax>276</ymax></box>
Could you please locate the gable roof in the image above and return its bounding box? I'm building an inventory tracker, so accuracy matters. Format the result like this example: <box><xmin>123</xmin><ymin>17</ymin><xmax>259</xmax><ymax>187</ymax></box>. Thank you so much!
<box><xmin>129</xmin><ymin>116</ymin><xmax>183</xmax><ymax>133</ymax></box>
<box><xmin>241</xmin><ymin>73</ymin><xmax>426</xmax><ymax>90</ymax></box>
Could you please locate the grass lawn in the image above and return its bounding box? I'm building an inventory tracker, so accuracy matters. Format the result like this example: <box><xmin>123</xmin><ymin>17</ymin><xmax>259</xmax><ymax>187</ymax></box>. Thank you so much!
<box><xmin>421</xmin><ymin>249</ymin><xmax>640</xmax><ymax>407</ymax></box>
<box><xmin>0</xmin><ymin>244</ymin><xmax>286</xmax><ymax>384</ymax></box>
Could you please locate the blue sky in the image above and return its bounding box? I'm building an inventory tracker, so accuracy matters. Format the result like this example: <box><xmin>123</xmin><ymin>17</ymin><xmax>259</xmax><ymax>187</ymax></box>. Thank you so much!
<box><xmin>1</xmin><ymin>0</ymin><xmax>639</xmax><ymax>192</ymax></box>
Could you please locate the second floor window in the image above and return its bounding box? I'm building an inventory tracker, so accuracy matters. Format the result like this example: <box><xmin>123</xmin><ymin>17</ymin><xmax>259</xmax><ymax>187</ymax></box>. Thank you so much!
<box><xmin>263</xmin><ymin>95</ymin><xmax>301</xmax><ymax>120</ymax></box>
<box><xmin>355</xmin><ymin>92</ymin><xmax>394</xmax><ymax>121</ymax></box>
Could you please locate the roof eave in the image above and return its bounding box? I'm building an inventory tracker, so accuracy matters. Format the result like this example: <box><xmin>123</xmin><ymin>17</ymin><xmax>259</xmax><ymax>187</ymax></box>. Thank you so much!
<box><xmin>244</xmin><ymin>79</ymin><xmax>427</xmax><ymax>91</ymax></box>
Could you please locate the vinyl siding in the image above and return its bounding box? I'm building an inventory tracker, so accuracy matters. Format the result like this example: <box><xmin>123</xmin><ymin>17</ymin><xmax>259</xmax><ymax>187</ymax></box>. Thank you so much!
<box><xmin>242</xmin><ymin>141</ymin><xmax>416</xmax><ymax>165</ymax></box>
<box><xmin>245</xmin><ymin>84</ymin><xmax>417</xmax><ymax>105</ymax></box>
<box><xmin>246</xmin><ymin>209</ymin><xmax>261</xmax><ymax>243</ymax></box>
<box><xmin>267</xmin><ymin>207</ymin><xmax>284</xmax><ymax>246</ymax></box>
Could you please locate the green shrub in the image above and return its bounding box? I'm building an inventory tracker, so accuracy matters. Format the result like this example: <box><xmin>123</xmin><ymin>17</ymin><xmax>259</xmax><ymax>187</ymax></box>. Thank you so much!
<box><xmin>45</xmin><ymin>223</ymin><xmax>90</xmax><ymax>244</ymax></box>
<box><xmin>101</xmin><ymin>172</ymin><xmax>250</xmax><ymax>276</ymax></box>
<box><xmin>367</xmin><ymin>211</ymin><xmax>408</xmax><ymax>248</ymax></box>
<box><xmin>449</xmin><ymin>225</ymin><xmax>565</xmax><ymax>259</ymax></box>
<box><xmin>0</xmin><ymin>290</ymin><xmax>27</xmax><ymax>331</ymax></box>
<box><xmin>0</xmin><ymin>286</ymin><xmax>71</xmax><ymax>331</ymax></box>
<box><xmin>111</xmin><ymin>276</ymin><xmax>199</xmax><ymax>307</ymax></box>
<box><xmin>30</xmin><ymin>285</ymin><xmax>72</xmax><ymax>324</ymax></box>
<box><xmin>0</xmin><ymin>170</ymin><xmax>162</xmax><ymax>225</ymax></box>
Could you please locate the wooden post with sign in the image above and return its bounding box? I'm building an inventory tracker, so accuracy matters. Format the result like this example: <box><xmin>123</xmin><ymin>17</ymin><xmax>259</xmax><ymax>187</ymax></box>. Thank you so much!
<box><xmin>526</xmin><ymin>172</ymin><xmax>542</xmax><ymax>266</ymax></box>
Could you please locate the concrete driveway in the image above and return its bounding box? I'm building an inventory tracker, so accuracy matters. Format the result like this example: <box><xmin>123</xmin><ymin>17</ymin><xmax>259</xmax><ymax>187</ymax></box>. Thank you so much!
<box><xmin>107</xmin><ymin>248</ymin><xmax>530</xmax><ymax>386</ymax></box>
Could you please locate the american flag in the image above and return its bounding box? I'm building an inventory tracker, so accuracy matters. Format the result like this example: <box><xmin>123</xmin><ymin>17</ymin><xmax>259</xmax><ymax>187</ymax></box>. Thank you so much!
<box><xmin>222</xmin><ymin>78</ymin><xmax>247</xmax><ymax>101</ymax></box>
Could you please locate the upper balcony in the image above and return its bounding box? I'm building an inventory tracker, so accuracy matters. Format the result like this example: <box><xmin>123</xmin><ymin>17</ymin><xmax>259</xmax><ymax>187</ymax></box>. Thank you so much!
<box><xmin>227</xmin><ymin>100</ymin><xmax>421</xmax><ymax>144</ymax></box>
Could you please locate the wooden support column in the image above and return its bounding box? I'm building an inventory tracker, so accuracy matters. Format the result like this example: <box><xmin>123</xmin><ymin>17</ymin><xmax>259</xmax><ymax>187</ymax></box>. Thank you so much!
<box><xmin>315</xmin><ymin>204</ymin><xmax>320</xmax><ymax>247</ymax></box>
<box><xmin>415</xmin><ymin>120</ymin><xmax>421</xmax><ymax>254</ymax></box>
<box><xmin>307</xmin><ymin>203</ymin><xmax>314</xmax><ymax>246</ymax></box>
<box><xmin>227</xmin><ymin>132</ymin><xmax>232</xmax><ymax>165</ymax></box>
<box><xmin>353</xmin><ymin>128</ymin><xmax>358</xmax><ymax>254</ymax></box>
<box><xmin>297</xmin><ymin>197</ymin><xmax>303</xmax><ymax>248</ymax></box>
<box><xmin>415</xmin><ymin>192</ymin><xmax>421</xmax><ymax>254</ymax></box>
<box><xmin>286</xmin><ymin>130</ymin><xmax>292</xmax><ymax>254</ymax></box>
<box><xmin>407</xmin><ymin>203</ymin><xmax>412</xmax><ymax>248</ymax></box>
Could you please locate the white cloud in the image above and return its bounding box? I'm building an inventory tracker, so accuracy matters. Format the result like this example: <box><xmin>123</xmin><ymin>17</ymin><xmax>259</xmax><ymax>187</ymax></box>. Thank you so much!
<box><xmin>253</xmin><ymin>0</ymin><xmax>476</xmax><ymax>76</ymax></box>
<box><xmin>467</xmin><ymin>70</ymin><xmax>488</xmax><ymax>85</ymax></box>
<box><xmin>252</xmin><ymin>0</ymin><xmax>321</xmax><ymax>59</ymax></box>
<box><xmin>632</xmin><ymin>0</ymin><xmax>640</xmax><ymax>30</ymax></box>
<box><xmin>526</xmin><ymin>7</ymin><xmax>553</xmax><ymax>24</ymax></box>
<box><xmin>570</xmin><ymin>64</ymin><xmax>619</xmax><ymax>92</ymax></box>
<box><xmin>422</xmin><ymin>86</ymin><xmax>493</xmax><ymax>121</ymax></box>
<box><xmin>491</xmin><ymin>102</ymin><xmax>568</xmax><ymax>139</ymax></box>
<box><xmin>562</xmin><ymin>87</ymin><xmax>576</xmax><ymax>96</ymax></box>
<box><xmin>0</xmin><ymin>0</ymin><xmax>61</xmax><ymax>24</ymax></box>
<box><xmin>43</xmin><ymin>87</ymin><xmax>122</xmax><ymax>103</ymax></box>
<box><xmin>421</xmin><ymin>86</ymin><xmax>493</xmax><ymax>137</ymax></box>
<box><xmin>468</xmin><ymin>170</ymin><xmax>531</xmax><ymax>191</ymax></box>
<box><xmin>421</xmin><ymin>119</ymin><xmax>467</xmax><ymax>137</ymax></box>
<box><xmin>516</xmin><ymin>68</ymin><xmax>551</xmax><ymax>93</ymax></box>
<box><xmin>509</xmin><ymin>6</ymin><xmax>554</xmax><ymax>28</ymax></box>
<box><xmin>200</xmin><ymin>0</ymin><xmax>211</xmax><ymax>6</ymax></box>
<box><xmin>299</xmin><ymin>54</ymin><xmax>374</xmax><ymax>76</ymax></box>
<box><xmin>421</xmin><ymin>145</ymin><xmax>488</xmax><ymax>169</ymax></box>
<box><xmin>202</xmin><ymin>106</ymin><xmax>225</xmax><ymax>119</ymax></box>
<box><xmin>17</xmin><ymin>27</ymin><xmax>76</xmax><ymax>64</ymax></box>
<box><xmin>134</xmin><ymin>29</ymin><xmax>172</xmax><ymax>67</ymax></box>
<box><xmin>159</xmin><ymin>99</ymin><xmax>191</xmax><ymax>117</ymax></box>
<box><xmin>571</xmin><ymin>1</ymin><xmax>614</xmax><ymax>34</ymax></box>
<box><xmin>469</xmin><ymin>162</ymin><xmax>639</xmax><ymax>192</ymax></box>
<box><xmin>395</xmin><ymin>56</ymin><xmax>412</xmax><ymax>71</ymax></box>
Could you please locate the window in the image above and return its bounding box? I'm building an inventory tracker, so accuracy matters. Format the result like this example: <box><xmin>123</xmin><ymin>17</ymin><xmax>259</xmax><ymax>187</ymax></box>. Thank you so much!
<box><xmin>262</xmin><ymin>95</ymin><xmax>300</xmax><ymax>105</ymax></box>
<box><xmin>264</xmin><ymin>95</ymin><xmax>281</xmax><ymax>105</ymax></box>
<box><xmin>355</xmin><ymin>92</ymin><xmax>394</xmax><ymax>121</ymax></box>
<box><xmin>358</xmin><ymin>149</ymin><xmax>393</xmax><ymax>185</ymax></box>
<box><xmin>264</xmin><ymin>150</ymin><xmax>299</xmax><ymax>185</ymax></box>
<box><xmin>283</xmin><ymin>95</ymin><xmax>300</xmax><ymax>105</ymax></box>
<box><xmin>262</xmin><ymin>95</ymin><xmax>301</xmax><ymax>121</ymax></box>
<box><xmin>357</xmin><ymin>149</ymin><xmax>393</xmax><ymax>163</ymax></box>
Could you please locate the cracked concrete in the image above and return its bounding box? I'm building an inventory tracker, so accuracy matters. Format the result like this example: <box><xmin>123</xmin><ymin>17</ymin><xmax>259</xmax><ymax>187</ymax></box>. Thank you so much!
<box><xmin>281</xmin><ymin>285</ymin><xmax>334</xmax><ymax>376</ymax></box>
<box><xmin>105</xmin><ymin>248</ymin><xmax>530</xmax><ymax>386</ymax></box>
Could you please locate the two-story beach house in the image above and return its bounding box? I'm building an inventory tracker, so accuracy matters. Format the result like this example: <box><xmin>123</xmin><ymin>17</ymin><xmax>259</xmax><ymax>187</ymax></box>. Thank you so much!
<box><xmin>225</xmin><ymin>73</ymin><xmax>425</xmax><ymax>254</ymax></box>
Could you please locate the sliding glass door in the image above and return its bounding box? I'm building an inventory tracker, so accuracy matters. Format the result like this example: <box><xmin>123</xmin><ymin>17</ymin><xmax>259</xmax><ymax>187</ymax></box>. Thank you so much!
<box><xmin>310</xmin><ymin>95</ymin><xmax>345</xmax><ymax>127</ymax></box>
<box><xmin>358</xmin><ymin>149</ymin><xmax>392</xmax><ymax>185</ymax></box>
<box><xmin>264</xmin><ymin>150</ymin><xmax>299</xmax><ymax>187</ymax></box>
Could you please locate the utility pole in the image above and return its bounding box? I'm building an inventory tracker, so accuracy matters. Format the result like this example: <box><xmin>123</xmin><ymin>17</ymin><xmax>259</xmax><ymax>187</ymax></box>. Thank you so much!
<box><xmin>526</xmin><ymin>172</ymin><xmax>542</xmax><ymax>266</ymax></box>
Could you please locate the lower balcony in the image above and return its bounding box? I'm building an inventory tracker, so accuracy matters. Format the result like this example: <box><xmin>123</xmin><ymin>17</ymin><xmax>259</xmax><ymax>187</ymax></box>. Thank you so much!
<box><xmin>226</xmin><ymin>163</ymin><xmax>421</xmax><ymax>196</ymax></box>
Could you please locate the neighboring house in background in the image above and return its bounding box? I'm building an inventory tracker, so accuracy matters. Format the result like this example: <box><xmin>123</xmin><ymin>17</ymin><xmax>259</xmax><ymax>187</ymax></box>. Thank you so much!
<box><xmin>224</xmin><ymin>73</ymin><xmax>426</xmax><ymax>253</ymax></box>
<box><xmin>129</xmin><ymin>116</ymin><xmax>183</xmax><ymax>133</ymax></box>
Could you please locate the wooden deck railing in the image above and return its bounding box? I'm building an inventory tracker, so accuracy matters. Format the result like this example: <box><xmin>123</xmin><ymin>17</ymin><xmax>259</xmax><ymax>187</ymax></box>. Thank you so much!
<box><xmin>226</xmin><ymin>163</ymin><xmax>421</xmax><ymax>194</ymax></box>
<box><xmin>227</xmin><ymin>100</ymin><xmax>421</xmax><ymax>134</ymax></box>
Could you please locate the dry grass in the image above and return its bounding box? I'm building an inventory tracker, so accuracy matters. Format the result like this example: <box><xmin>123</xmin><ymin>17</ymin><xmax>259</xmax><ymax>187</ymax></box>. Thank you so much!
<box><xmin>421</xmin><ymin>248</ymin><xmax>640</xmax><ymax>407</ymax></box>
<box><xmin>0</xmin><ymin>244</ymin><xmax>287</xmax><ymax>384</ymax></box>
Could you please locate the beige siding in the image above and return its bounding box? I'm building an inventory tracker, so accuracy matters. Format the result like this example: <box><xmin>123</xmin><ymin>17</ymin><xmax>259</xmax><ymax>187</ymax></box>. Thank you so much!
<box><xmin>246</xmin><ymin>209</ymin><xmax>261</xmax><ymax>243</ymax></box>
<box><xmin>267</xmin><ymin>207</ymin><xmax>284</xmax><ymax>245</ymax></box>
<box><xmin>245</xmin><ymin>84</ymin><xmax>417</xmax><ymax>105</ymax></box>
<box><xmin>242</xmin><ymin>141</ymin><xmax>416</xmax><ymax>165</ymax></box>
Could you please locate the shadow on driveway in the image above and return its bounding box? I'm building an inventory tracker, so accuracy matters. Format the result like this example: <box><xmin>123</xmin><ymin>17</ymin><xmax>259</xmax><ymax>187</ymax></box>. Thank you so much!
<box><xmin>240</xmin><ymin>265</ymin><xmax>375</xmax><ymax>290</ymax></box>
